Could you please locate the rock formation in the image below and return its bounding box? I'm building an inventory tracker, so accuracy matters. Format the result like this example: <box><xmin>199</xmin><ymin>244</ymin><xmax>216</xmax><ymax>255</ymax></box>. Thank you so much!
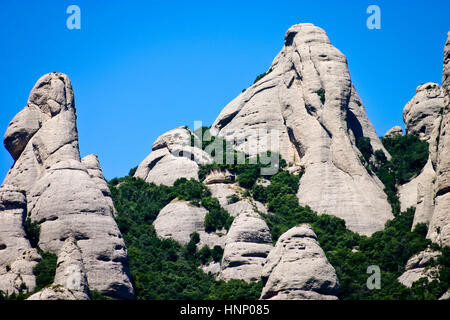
<box><xmin>397</xmin><ymin>83</ymin><xmax>441</xmax><ymax>225</ymax></box>
<box><xmin>0</xmin><ymin>185</ymin><xmax>40</xmax><ymax>296</ymax></box>
<box><xmin>203</xmin><ymin>169</ymin><xmax>233</xmax><ymax>185</ymax></box>
<box><xmin>153</xmin><ymin>199</ymin><xmax>226</xmax><ymax>249</ymax></box>
<box><xmin>27</xmin><ymin>237</ymin><xmax>90</xmax><ymax>300</ymax></box>
<box><xmin>397</xmin><ymin>66</ymin><xmax>446</xmax><ymax>232</ymax></box>
<box><xmin>429</xmin><ymin>32</ymin><xmax>450</xmax><ymax>247</ymax></box>
<box><xmin>397</xmin><ymin>248</ymin><xmax>441</xmax><ymax>288</ymax></box>
<box><xmin>218</xmin><ymin>209</ymin><xmax>273</xmax><ymax>282</ymax></box>
<box><xmin>0</xmin><ymin>73</ymin><xmax>134</xmax><ymax>299</ymax></box>
<box><xmin>399</xmin><ymin>159</ymin><xmax>436</xmax><ymax>228</ymax></box>
<box><xmin>135</xmin><ymin>127</ymin><xmax>212</xmax><ymax>186</ymax></box>
<box><xmin>210</xmin><ymin>23</ymin><xmax>392</xmax><ymax>236</ymax></box>
<box><xmin>403</xmin><ymin>83</ymin><xmax>444</xmax><ymax>143</ymax></box>
<box><xmin>82</xmin><ymin>154</ymin><xmax>116</xmax><ymax>216</ymax></box>
<box><xmin>260</xmin><ymin>225</ymin><xmax>339</xmax><ymax>300</ymax></box>
<box><xmin>384</xmin><ymin>126</ymin><xmax>403</xmax><ymax>138</ymax></box>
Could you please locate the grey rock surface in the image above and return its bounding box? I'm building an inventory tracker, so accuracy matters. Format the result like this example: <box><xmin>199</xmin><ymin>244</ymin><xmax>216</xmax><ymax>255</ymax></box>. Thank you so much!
<box><xmin>384</xmin><ymin>126</ymin><xmax>403</xmax><ymax>138</ymax></box>
<box><xmin>0</xmin><ymin>185</ymin><xmax>40</xmax><ymax>296</ymax></box>
<box><xmin>1</xmin><ymin>73</ymin><xmax>134</xmax><ymax>299</ymax></box>
<box><xmin>398</xmin><ymin>159</ymin><xmax>436</xmax><ymax>228</ymax></box>
<box><xmin>27</xmin><ymin>237</ymin><xmax>90</xmax><ymax>300</ymax></box>
<box><xmin>201</xmin><ymin>262</ymin><xmax>221</xmax><ymax>275</ymax></box>
<box><xmin>135</xmin><ymin>127</ymin><xmax>212</xmax><ymax>186</ymax></box>
<box><xmin>153</xmin><ymin>200</ymin><xmax>225</xmax><ymax>248</ymax></box>
<box><xmin>429</xmin><ymin>32</ymin><xmax>450</xmax><ymax>247</ymax></box>
<box><xmin>397</xmin><ymin>248</ymin><xmax>441</xmax><ymax>288</ymax></box>
<box><xmin>260</xmin><ymin>225</ymin><xmax>339</xmax><ymax>300</ymax></box>
<box><xmin>204</xmin><ymin>169</ymin><xmax>233</xmax><ymax>185</ymax></box>
<box><xmin>403</xmin><ymin>83</ymin><xmax>444</xmax><ymax>143</ymax></box>
<box><xmin>82</xmin><ymin>154</ymin><xmax>116</xmax><ymax>215</ymax></box>
<box><xmin>211</xmin><ymin>23</ymin><xmax>392</xmax><ymax>236</ymax></box>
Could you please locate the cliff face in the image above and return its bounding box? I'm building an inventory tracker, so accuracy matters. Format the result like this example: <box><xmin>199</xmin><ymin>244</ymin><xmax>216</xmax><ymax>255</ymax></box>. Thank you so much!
<box><xmin>210</xmin><ymin>23</ymin><xmax>392</xmax><ymax>236</ymax></box>
<box><xmin>136</xmin><ymin>23</ymin><xmax>393</xmax><ymax>236</ymax></box>
<box><xmin>429</xmin><ymin>32</ymin><xmax>450</xmax><ymax>247</ymax></box>
<box><xmin>0</xmin><ymin>73</ymin><xmax>134</xmax><ymax>299</ymax></box>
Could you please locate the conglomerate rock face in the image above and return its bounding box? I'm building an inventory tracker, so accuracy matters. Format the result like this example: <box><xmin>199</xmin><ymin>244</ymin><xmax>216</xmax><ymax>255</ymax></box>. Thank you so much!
<box><xmin>396</xmin><ymin>33</ymin><xmax>450</xmax><ymax>248</ymax></box>
<box><xmin>218</xmin><ymin>208</ymin><xmax>273</xmax><ymax>282</ymax></box>
<box><xmin>27</xmin><ymin>237</ymin><xmax>90</xmax><ymax>300</ymax></box>
<box><xmin>210</xmin><ymin>23</ymin><xmax>392</xmax><ymax>236</ymax></box>
<box><xmin>260</xmin><ymin>225</ymin><xmax>339</xmax><ymax>300</ymax></box>
<box><xmin>403</xmin><ymin>83</ymin><xmax>444</xmax><ymax>144</ymax></box>
<box><xmin>81</xmin><ymin>154</ymin><xmax>116</xmax><ymax>216</ymax></box>
<box><xmin>429</xmin><ymin>32</ymin><xmax>450</xmax><ymax>247</ymax></box>
<box><xmin>0</xmin><ymin>73</ymin><xmax>134</xmax><ymax>299</ymax></box>
<box><xmin>0</xmin><ymin>185</ymin><xmax>40</xmax><ymax>296</ymax></box>
<box><xmin>397</xmin><ymin>248</ymin><xmax>441</xmax><ymax>288</ymax></box>
<box><xmin>398</xmin><ymin>159</ymin><xmax>437</xmax><ymax>228</ymax></box>
<box><xmin>153</xmin><ymin>199</ymin><xmax>226</xmax><ymax>249</ymax></box>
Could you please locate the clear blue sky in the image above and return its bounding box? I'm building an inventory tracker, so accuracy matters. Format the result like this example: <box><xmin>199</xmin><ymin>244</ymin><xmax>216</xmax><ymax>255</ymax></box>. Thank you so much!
<box><xmin>1</xmin><ymin>0</ymin><xmax>449</xmax><ymax>180</ymax></box>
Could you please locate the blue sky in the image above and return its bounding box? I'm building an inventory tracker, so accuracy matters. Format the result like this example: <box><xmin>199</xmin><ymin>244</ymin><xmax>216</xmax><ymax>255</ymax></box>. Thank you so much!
<box><xmin>1</xmin><ymin>0</ymin><xmax>449</xmax><ymax>180</ymax></box>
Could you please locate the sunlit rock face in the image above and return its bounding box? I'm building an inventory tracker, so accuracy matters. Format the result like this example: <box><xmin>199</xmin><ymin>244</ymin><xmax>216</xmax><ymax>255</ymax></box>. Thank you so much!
<box><xmin>429</xmin><ymin>32</ymin><xmax>450</xmax><ymax>247</ymax></box>
<box><xmin>1</xmin><ymin>73</ymin><xmax>134</xmax><ymax>299</ymax></box>
<box><xmin>135</xmin><ymin>126</ymin><xmax>212</xmax><ymax>186</ymax></box>
<box><xmin>260</xmin><ymin>225</ymin><xmax>339</xmax><ymax>300</ymax></box>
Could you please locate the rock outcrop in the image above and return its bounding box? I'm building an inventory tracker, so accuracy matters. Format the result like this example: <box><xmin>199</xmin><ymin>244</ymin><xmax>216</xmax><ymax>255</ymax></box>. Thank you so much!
<box><xmin>218</xmin><ymin>209</ymin><xmax>273</xmax><ymax>282</ymax></box>
<box><xmin>260</xmin><ymin>225</ymin><xmax>339</xmax><ymax>300</ymax></box>
<box><xmin>384</xmin><ymin>126</ymin><xmax>403</xmax><ymax>138</ymax></box>
<box><xmin>397</xmin><ymin>82</ymin><xmax>444</xmax><ymax>230</ymax></box>
<box><xmin>82</xmin><ymin>154</ymin><xmax>116</xmax><ymax>216</ymax></box>
<box><xmin>203</xmin><ymin>169</ymin><xmax>233</xmax><ymax>185</ymax></box>
<box><xmin>1</xmin><ymin>73</ymin><xmax>134</xmax><ymax>299</ymax></box>
<box><xmin>429</xmin><ymin>32</ymin><xmax>450</xmax><ymax>247</ymax></box>
<box><xmin>27</xmin><ymin>237</ymin><xmax>90</xmax><ymax>300</ymax></box>
<box><xmin>211</xmin><ymin>23</ymin><xmax>392</xmax><ymax>236</ymax></box>
<box><xmin>396</xmin><ymin>32</ymin><xmax>450</xmax><ymax>248</ymax></box>
<box><xmin>135</xmin><ymin>127</ymin><xmax>212</xmax><ymax>186</ymax></box>
<box><xmin>153</xmin><ymin>200</ymin><xmax>226</xmax><ymax>249</ymax></box>
<box><xmin>398</xmin><ymin>248</ymin><xmax>441</xmax><ymax>288</ymax></box>
<box><xmin>403</xmin><ymin>83</ymin><xmax>444</xmax><ymax>143</ymax></box>
<box><xmin>0</xmin><ymin>185</ymin><xmax>40</xmax><ymax>296</ymax></box>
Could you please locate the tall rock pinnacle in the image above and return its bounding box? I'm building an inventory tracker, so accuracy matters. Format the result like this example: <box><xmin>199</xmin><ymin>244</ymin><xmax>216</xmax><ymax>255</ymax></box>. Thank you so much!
<box><xmin>211</xmin><ymin>23</ymin><xmax>393</xmax><ymax>235</ymax></box>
